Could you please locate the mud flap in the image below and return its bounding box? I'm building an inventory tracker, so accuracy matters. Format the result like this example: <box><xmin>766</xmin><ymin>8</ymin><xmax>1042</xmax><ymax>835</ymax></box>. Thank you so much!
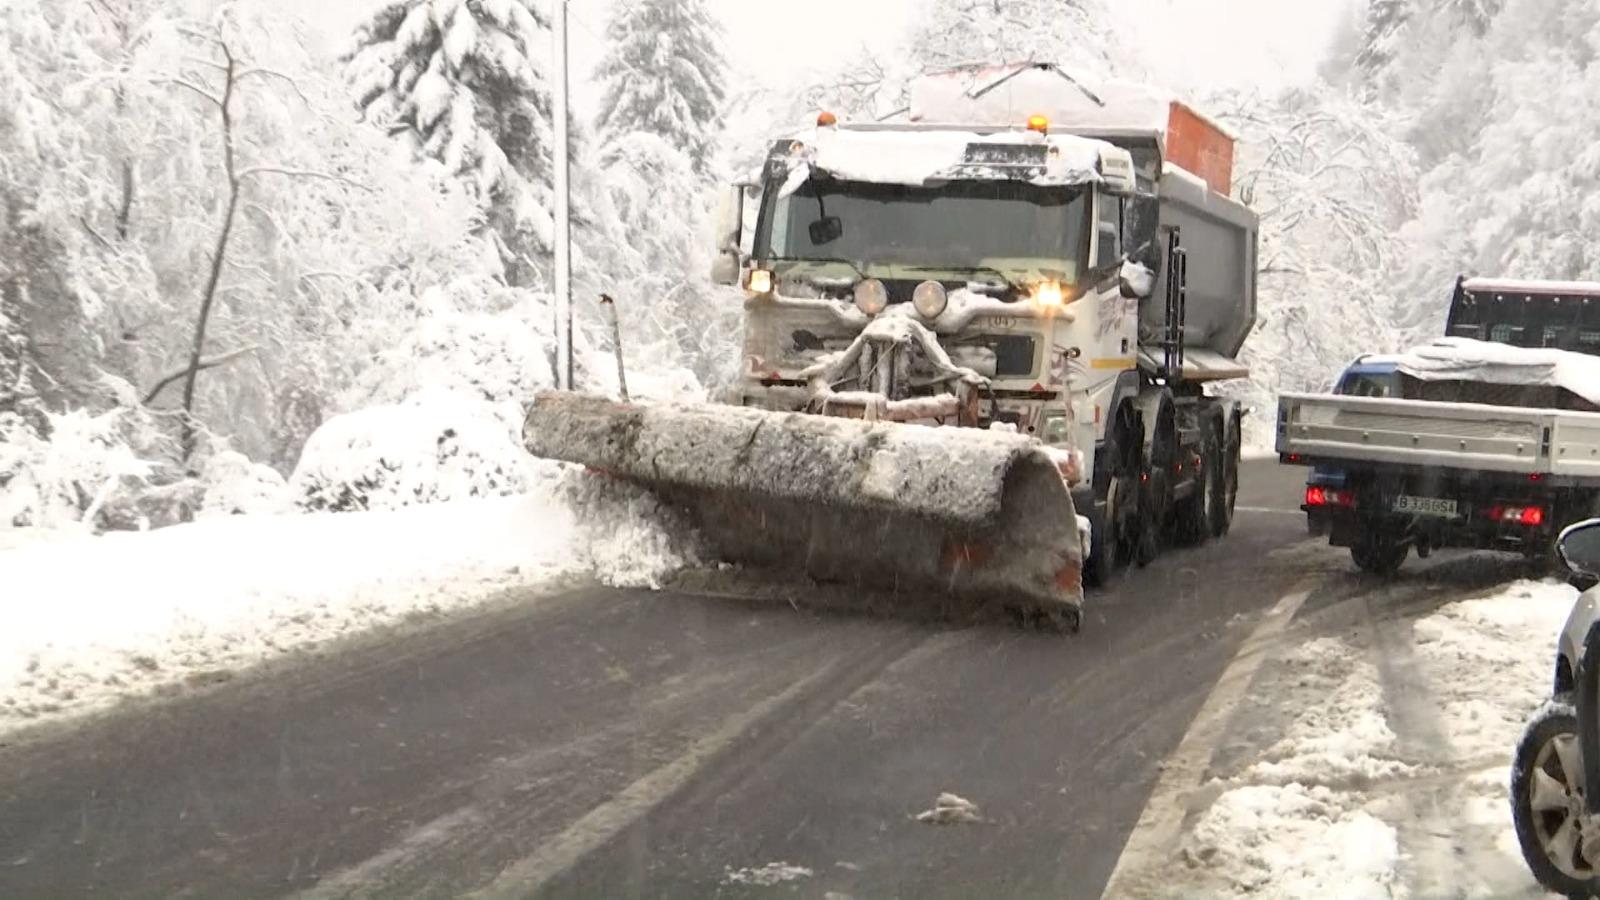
<box><xmin>524</xmin><ymin>392</ymin><xmax>1084</xmax><ymax>623</ymax></box>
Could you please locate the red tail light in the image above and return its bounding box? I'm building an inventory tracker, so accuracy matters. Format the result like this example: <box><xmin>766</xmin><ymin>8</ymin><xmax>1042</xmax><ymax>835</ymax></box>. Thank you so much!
<box><xmin>1306</xmin><ymin>487</ymin><xmax>1355</xmax><ymax>508</ymax></box>
<box><xmin>1485</xmin><ymin>504</ymin><xmax>1546</xmax><ymax>526</ymax></box>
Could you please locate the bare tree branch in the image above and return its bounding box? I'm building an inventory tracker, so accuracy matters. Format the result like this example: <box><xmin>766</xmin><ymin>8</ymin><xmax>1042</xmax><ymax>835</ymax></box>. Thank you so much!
<box><xmin>153</xmin><ymin>76</ymin><xmax>223</xmax><ymax>107</ymax></box>
<box><xmin>237</xmin><ymin>67</ymin><xmax>312</xmax><ymax>106</ymax></box>
<box><xmin>236</xmin><ymin>165</ymin><xmax>374</xmax><ymax>192</ymax></box>
<box><xmin>79</xmin><ymin>216</ymin><xmax>113</xmax><ymax>250</ymax></box>
<box><xmin>143</xmin><ymin>345</ymin><xmax>260</xmax><ymax>405</ymax></box>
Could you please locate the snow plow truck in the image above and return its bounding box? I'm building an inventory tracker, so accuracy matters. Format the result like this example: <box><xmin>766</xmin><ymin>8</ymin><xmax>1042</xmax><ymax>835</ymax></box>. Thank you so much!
<box><xmin>524</xmin><ymin>63</ymin><xmax>1259</xmax><ymax>630</ymax></box>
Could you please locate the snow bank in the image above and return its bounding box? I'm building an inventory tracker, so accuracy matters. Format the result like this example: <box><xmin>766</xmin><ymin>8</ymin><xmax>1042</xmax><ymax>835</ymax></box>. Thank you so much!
<box><xmin>0</xmin><ymin>470</ymin><xmax>695</xmax><ymax>734</ymax></box>
<box><xmin>0</xmin><ymin>408</ymin><xmax>155</xmax><ymax>531</ymax></box>
<box><xmin>1182</xmin><ymin>784</ymin><xmax>1399</xmax><ymax>898</ymax></box>
<box><xmin>198</xmin><ymin>450</ymin><xmax>289</xmax><ymax>518</ymax></box>
<box><xmin>289</xmin><ymin>390</ymin><xmax>539</xmax><ymax>513</ymax></box>
<box><xmin>1164</xmin><ymin>578</ymin><xmax>1572</xmax><ymax>898</ymax></box>
<box><xmin>1411</xmin><ymin>580</ymin><xmax>1572</xmax><ymax>762</ymax></box>
<box><xmin>1241</xmin><ymin>637</ymin><xmax>1415</xmax><ymax>788</ymax></box>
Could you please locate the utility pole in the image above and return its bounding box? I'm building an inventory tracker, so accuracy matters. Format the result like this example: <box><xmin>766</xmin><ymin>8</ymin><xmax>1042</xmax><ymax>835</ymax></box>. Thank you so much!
<box><xmin>552</xmin><ymin>0</ymin><xmax>573</xmax><ymax>390</ymax></box>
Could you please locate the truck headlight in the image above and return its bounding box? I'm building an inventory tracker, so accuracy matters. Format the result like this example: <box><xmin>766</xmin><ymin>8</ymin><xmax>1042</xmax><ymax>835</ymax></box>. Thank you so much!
<box><xmin>912</xmin><ymin>280</ymin><xmax>948</xmax><ymax>319</ymax></box>
<box><xmin>1031</xmin><ymin>280</ymin><xmax>1065</xmax><ymax>311</ymax></box>
<box><xmin>854</xmin><ymin>278</ymin><xmax>888</xmax><ymax>316</ymax></box>
<box><xmin>745</xmin><ymin>268</ymin><xmax>774</xmax><ymax>295</ymax></box>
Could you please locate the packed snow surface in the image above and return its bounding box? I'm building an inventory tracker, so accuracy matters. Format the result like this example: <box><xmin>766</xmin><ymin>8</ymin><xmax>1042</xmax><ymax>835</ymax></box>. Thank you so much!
<box><xmin>1161</xmin><ymin>578</ymin><xmax>1573</xmax><ymax>898</ymax></box>
<box><xmin>721</xmin><ymin>862</ymin><xmax>814</xmax><ymax>886</ymax></box>
<box><xmin>0</xmin><ymin>469</ymin><xmax>694</xmax><ymax>734</ymax></box>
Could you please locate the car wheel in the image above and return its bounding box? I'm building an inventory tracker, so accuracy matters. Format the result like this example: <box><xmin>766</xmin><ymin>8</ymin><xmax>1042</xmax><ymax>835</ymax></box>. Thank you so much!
<box><xmin>1511</xmin><ymin>700</ymin><xmax>1600</xmax><ymax>897</ymax></box>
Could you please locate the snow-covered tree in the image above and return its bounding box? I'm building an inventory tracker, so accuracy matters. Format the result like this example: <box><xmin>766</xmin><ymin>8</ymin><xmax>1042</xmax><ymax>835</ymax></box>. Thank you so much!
<box><xmin>1211</xmin><ymin>85</ymin><xmax>1419</xmax><ymax>445</ymax></box>
<box><xmin>909</xmin><ymin>0</ymin><xmax>1136</xmax><ymax>80</ymax></box>
<box><xmin>593</xmin><ymin>0</ymin><xmax>727</xmax><ymax>176</ymax></box>
<box><xmin>344</xmin><ymin>0</ymin><xmax>556</xmax><ymax>284</ymax></box>
<box><xmin>1392</xmin><ymin>0</ymin><xmax>1600</xmax><ymax>335</ymax></box>
<box><xmin>592</xmin><ymin>131</ymin><xmax>738</xmax><ymax>384</ymax></box>
<box><xmin>1352</xmin><ymin>0</ymin><xmax>1411</xmax><ymax>80</ymax></box>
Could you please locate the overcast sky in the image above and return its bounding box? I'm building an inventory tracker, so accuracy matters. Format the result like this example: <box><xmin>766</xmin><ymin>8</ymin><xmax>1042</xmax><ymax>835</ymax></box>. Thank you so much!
<box><xmin>290</xmin><ymin>0</ymin><xmax>1356</xmax><ymax>101</ymax></box>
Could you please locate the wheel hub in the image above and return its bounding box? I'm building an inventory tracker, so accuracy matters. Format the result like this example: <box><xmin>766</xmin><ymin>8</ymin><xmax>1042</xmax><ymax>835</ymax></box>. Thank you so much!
<box><xmin>1532</xmin><ymin>732</ymin><xmax>1597</xmax><ymax>879</ymax></box>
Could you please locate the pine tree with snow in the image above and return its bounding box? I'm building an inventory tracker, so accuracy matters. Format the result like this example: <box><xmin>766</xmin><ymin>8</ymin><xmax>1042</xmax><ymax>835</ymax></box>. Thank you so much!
<box><xmin>593</xmin><ymin>0</ymin><xmax>727</xmax><ymax>176</ymax></box>
<box><xmin>344</xmin><ymin>0</ymin><xmax>557</xmax><ymax>284</ymax></box>
<box><xmin>1353</xmin><ymin>0</ymin><xmax>1410</xmax><ymax>78</ymax></box>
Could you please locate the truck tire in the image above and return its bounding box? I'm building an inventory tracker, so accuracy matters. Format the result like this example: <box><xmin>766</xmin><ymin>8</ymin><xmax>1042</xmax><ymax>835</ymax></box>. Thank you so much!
<box><xmin>1174</xmin><ymin>428</ymin><xmax>1219</xmax><ymax>547</ymax></box>
<box><xmin>1213</xmin><ymin>415</ymin><xmax>1240</xmax><ymax>538</ymax></box>
<box><xmin>1137</xmin><ymin>401</ymin><xmax>1177</xmax><ymax>566</ymax></box>
<box><xmin>1086</xmin><ymin>410</ymin><xmax>1139</xmax><ymax>587</ymax></box>
<box><xmin>1510</xmin><ymin>700</ymin><xmax>1599</xmax><ymax>898</ymax></box>
<box><xmin>1351</xmin><ymin>529</ymin><xmax>1408</xmax><ymax>576</ymax></box>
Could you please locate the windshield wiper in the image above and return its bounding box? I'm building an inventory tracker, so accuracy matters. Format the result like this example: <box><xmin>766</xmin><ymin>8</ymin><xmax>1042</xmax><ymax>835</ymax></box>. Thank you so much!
<box><xmin>903</xmin><ymin>264</ymin><xmax>1021</xmax><ymax>291</ymax></box>
<box><xmin>770</xmin><ymin>255</ymin><xmax>869</xmax><ymax>281</ymax></box>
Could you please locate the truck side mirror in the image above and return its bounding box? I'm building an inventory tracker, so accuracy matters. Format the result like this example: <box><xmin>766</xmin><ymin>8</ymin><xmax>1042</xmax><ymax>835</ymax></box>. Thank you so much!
<box><xmin>1118</xmin><ymin>259</ymin><xmax>1154</xmax><ymax>299</ymax></box>
<box><xmin>710</xmin><ymin>183</ymin><xmax>746</xmax><ymax>286</ymax></box>
<box><xmin>1559</xmin><ymin>520</ymin><xmax>1600</xmax><ymax>581</ymax></box>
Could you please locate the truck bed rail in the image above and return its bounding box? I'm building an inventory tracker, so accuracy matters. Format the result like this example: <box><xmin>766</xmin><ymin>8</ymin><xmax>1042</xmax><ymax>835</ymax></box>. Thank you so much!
<box><xmin>1277</xmin><ymin>393</ymin><xmax>1600</xmax><ymax>478</ymax></box>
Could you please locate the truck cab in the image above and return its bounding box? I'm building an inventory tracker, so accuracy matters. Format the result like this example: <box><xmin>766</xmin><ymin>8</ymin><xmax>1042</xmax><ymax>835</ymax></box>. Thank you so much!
<box><xmin>731</xmin><ymin>120</ymin><xmax>1140</xmax><ymax>452</ymax></box>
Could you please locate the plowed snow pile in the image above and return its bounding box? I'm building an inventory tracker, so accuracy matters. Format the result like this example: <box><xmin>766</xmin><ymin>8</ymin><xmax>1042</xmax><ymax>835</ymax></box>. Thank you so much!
<box><xmin>1125</xmin><ymin>578</ymin><xmax>1571</xmax><ymax>898</ymax></box>
<box><xmin>0</xmin><ymin>467</ymin><xmax>694</xmax><ymax>735</ymax></box>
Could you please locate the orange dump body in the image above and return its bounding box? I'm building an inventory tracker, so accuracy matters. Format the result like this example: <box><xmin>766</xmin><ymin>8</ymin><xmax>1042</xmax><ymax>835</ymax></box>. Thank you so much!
<box><xmin>1166</xmin><ymin>101</ymin><xmax>1235</xmax><ymax>196</ymax></box>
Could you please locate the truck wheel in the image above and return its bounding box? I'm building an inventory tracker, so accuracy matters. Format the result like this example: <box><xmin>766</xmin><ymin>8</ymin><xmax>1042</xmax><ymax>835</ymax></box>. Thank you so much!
<box><xmin>1351</xmin><ymin>530</ymin><xmax>1408</xmax><ymax>575</ymax></box>
<box><xmin>1510</xmin><ymin>700</ymin><xmax>1600</xmax><ymax>898</ymax></box>
<box><xmin>1086</xmin><ymin>413</ymin><xmax>1139</xmax><ymax>587</ymax></box>
<box><xmin>1138</xmin><ymin>411</ymin><xmax>1177</xmax><ymax>566</ymax></box>
<box><xmin>1213</xmin><ymin>417</ymin><xmax>1240</xmax><ymax>538</ymax></box>
<box><xmin>1086</xmin><ymin>474</ymin><xmax>1134</xmax><ymax>587</ymax></box>
<box><xmin>1174</xmin><ymin>428</ymin><xmax>1218</xmax><ymax>547</ymax></box>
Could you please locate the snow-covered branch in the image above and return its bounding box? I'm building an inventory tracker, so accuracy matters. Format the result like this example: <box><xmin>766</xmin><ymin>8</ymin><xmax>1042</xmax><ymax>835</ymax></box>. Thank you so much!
<box><xmin>236</xmin><ymin>166</ymin><xmax>373</xmax><ymax>191</ymax></box>
<box><xmin>143</xmin><ymin>344</ymin><xmax>260</xmax><ymax>405</ymax></box>
<box><xmin>153</xmin><ymin>76</ymin><xmax>223</xmax><ymax>107</ymax></box>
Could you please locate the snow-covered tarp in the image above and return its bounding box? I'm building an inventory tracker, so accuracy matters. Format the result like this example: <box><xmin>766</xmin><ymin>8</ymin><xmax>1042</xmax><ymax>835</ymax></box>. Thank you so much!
<box><xmin>778</xmin><ymin>126</ymin><xmax>1108</xmax><ymax>191</ymax></box>
<box><xmin>1393</xmin><ymin>337</ymin><xmax>1600</xmax><ymax>406</ymax></box>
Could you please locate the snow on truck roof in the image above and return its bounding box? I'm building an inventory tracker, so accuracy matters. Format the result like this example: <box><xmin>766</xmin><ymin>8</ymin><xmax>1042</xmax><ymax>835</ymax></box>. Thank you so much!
<box><xmin>908</xmin><ymin>62</ymin><xmax>1238</xmax><ymax>141</ymax></box>
<box><xmin>778</xmin><ymin>124</ymin><xmax>1125</xmax><ymax>191</ymax></box>
<box><xmin>1461</xmin><ymin>277</ymin><xmax>1600</xmax><ymax>296</ymax></box>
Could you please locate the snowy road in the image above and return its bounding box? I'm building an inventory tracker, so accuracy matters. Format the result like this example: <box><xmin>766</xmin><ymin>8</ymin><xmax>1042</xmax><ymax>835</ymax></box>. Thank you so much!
<box><xmin>0</xmin><ymin>461</ymin><xmax>1553</xmax><ymax>897</ymax></box>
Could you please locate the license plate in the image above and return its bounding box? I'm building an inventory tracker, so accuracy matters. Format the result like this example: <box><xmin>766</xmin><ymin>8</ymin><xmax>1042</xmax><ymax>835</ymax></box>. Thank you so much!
<box><xmin>1393</xmin><ymin>495</ymin><xmax>1458</xmax><ymax>518</ymax></box>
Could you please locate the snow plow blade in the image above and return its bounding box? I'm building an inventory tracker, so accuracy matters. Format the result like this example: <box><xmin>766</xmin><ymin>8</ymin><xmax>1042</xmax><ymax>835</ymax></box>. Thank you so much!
<box><xmin>524</xmin><ymin>393</ymin><xmax>1084</xmax><ymax>627</ymax></box>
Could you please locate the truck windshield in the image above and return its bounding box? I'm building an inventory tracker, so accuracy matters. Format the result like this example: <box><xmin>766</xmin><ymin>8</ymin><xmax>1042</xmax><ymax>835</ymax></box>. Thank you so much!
<box><xmin>759</xmin><ymin>176</ymin><xmax>1089</xmax><ymax>281</ymax></box>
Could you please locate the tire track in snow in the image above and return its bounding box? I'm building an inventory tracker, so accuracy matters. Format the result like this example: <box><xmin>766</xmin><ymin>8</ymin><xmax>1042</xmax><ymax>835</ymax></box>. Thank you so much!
<box><xmin>1355</xmin><ymin>583</ymin><xmax>1465</xmax><ymax>899</ymax></box>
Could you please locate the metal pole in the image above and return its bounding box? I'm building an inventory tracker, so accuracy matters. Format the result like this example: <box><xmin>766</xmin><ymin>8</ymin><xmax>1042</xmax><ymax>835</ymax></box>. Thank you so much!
<box><xmin>552</xmin><ymin>0</ymin><xmax>572</xmax><ymax>390</ymax></box>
